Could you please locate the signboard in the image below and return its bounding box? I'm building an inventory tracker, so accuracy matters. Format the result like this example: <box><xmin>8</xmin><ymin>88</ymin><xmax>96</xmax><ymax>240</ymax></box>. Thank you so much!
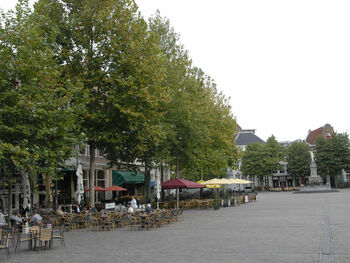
<box><xmin>105</xmin><ymin>203</ymin><xmax>116</xmax><ymax>210</ymax></box>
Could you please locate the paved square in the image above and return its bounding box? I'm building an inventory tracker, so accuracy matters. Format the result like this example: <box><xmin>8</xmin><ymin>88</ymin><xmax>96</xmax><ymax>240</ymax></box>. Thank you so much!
<box><xmin>3</xmin><ymin>189</ymin><xmax>350</xmax><ymax>263</ymax></box>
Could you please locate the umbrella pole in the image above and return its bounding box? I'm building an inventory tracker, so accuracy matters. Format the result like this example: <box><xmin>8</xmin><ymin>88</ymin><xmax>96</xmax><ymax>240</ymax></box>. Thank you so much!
<box><xmin>176</xmin><ymin>188</ymin><xmax>179</xmax><ymax>209</ymax></box>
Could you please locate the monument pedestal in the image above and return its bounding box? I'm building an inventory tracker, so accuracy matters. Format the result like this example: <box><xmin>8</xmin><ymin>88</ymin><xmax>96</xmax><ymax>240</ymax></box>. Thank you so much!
<box><xmin>295</xmin><ymin>152</ymin><xmax>337</xmax><ymax>193</ymax></box>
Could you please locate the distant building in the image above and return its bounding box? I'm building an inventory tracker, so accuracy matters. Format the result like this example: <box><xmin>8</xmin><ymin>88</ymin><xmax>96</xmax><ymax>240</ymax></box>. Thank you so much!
<box><xmin>227</xmin><ymin>128</ymin><xmax>265</xmax><ymax>189</ymax></box>
<box><xmin>305</xmin><ymin>123</ymin><xmax>334</xmax><ymax>149</ymax></box>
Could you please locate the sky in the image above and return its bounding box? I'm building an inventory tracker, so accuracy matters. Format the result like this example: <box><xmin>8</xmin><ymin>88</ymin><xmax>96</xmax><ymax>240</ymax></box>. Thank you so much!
<box><xmin>1</xmin><ymin>0</ymin><xmax>349</xmax><ymax>142</ymax></box>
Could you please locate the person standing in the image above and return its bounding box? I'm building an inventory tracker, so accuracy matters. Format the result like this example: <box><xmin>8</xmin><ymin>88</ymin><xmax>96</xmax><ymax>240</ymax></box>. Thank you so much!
<box><xmin>130</xmin><ymin>196</ymin><xmax>138</xmax><ymax>209</ymax></box>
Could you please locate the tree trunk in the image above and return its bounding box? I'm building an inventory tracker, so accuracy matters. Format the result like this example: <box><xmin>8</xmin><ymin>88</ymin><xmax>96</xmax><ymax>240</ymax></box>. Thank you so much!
<box><xmin>326</xmin><ymin>175</ymin><xmax>331</xmax><ymax>187</ymax></box>
<box><xmin>160</xmin><ymin>165</ymin><xmax>164</xmax><ymax>202</ymax></box>
<box><xmin>44</xmin><ymin>174</ymin><xmax>51</xmax><ymax>208</ymax></box>
<box><xmin>144</xmin><ymin>162</ymin><xmax>150</xmax><ymax>203</ymax></box>
<box><xmin>89</xmin><ymin>145</ymin><xmax>96</xmax><ymax>206</ymax></box>
<box><xmin>8</xmin><ymin>181</ymin><xmax>12</xmax><ymax>227</ymax></box>
<box><xmin>176</xmin><ymin>157</ymin><xmax>179</xmax><ymax>178</ymax></box>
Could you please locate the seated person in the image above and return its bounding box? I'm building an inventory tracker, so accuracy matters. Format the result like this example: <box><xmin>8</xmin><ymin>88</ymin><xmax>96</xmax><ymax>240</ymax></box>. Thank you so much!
<box><xmin>56</xmin><ymin>205</ymin><xmax>65</xmax><ymax>216</ymax></box>
<box><xmin>73</xmin><ymin>202</ymin><xmax>81</xmax><ymax>213</ymax></box>
<box><xmin>128</xmin><ymin>204</ymin><xmax>135</xmax><ymax>213</ymax></box>
<box><xmin>31</xmin><ymin>210</ymin><xmax>42</xmax><ymax>225</ymax></box>
<box><xmin>145</xmin><ymin>204</ymin><xmax>152</xmax><ymax>213</ymax></box>
<box><xmin>0</xmin><ymin>210</ymin><xmax>6</xmax><ymax>226</ymax></box>
<box><xmin>10</xmin><ymin>212</ymin><xmax>23</xmax><ymax>225</ymax></box>
<box><xmin>89</xmin><ymin>203</ymin><xmax>97</xmax><ymax>213</ymax></box>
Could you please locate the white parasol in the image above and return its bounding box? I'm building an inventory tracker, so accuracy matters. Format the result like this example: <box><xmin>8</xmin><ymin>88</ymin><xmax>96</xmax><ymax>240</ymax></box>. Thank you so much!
<box><xmin>22</xmin><ymin>172</ymin><xmax>31</xmax><ymax>210</ymax></box>
<box><xmin>75</xmin><ymin>164</ymin><xmax>84</xmax><ymax>204</ymax></box>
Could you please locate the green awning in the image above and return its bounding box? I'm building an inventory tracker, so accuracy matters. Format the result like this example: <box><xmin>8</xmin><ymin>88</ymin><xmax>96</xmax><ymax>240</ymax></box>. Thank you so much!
<box><xmin>112</xmin><ymin>170</ymin><xmax>144</xmax><ymax>186</ymax></box>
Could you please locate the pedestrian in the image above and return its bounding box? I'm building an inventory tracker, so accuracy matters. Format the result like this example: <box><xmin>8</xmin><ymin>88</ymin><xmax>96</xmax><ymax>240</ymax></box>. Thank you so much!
<box><xmin>130</xmin><ymin>196</ymin><xmax>138</xmax><ymax>209</ymax></box>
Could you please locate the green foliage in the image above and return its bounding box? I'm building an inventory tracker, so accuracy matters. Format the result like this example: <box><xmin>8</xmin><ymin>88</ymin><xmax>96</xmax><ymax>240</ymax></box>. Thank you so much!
<box><xmin>286</xmin><ymin>141</ymin><xmax>311</xmax><ymax>177</ymax></box>
<box><xmin>0</xmin><ymin>0</ymin><xmax>83</xmax><ymax>179</ymax></box>
<box><xmin>148</xmin><ymin>12</ymin><xmax>238</xmax><ymax>180</ymax></box>
<box><xmin>241</xmin><ymin>135</ymin><xmax>285</xmax><ymax>182</ymax></box>
<box><xmin>1</xmin><ymin>1</ymin><xmax>238</xmax><ymax>197</ymax></box>
<box><xmin>315</xmin><ymin>133</ymin><xmax>350</xmax><ymax>177</ymax></box>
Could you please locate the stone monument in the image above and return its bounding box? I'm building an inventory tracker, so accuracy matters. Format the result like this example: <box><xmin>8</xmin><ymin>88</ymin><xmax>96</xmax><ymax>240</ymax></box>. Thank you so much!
<box><xmin>297</xmin><ymin>151</ymin><xmax>334</xmax><ymax>193</ymax></box>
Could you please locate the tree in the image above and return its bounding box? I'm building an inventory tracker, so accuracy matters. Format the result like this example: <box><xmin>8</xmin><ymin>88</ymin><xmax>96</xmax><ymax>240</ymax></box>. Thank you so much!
<box><xmin>148</xmin><ymin>12</ymin><xmax>238</xmax><ymax>181</ymax></box>
<box><xmin>35</xmin><ymin>0</ymin><xmax>167</xmax><ymax>205</ymax></box>
<box><xmin>315</xmin><ymin>133</ymin><xmax>350</xmax><ymax>183</ymax></box>
<box><xmin>241</xmin><ymin>143</ymin><xmax>268</xmax><ymax>186</ymax></box>
<box><xmin>286</xmin><ymin>141</ymin><xmax>311</xmax><ymax>184</ymax></box>
<box><xmin>0</xmin><ymin>0</ymin><xmax>83</xmax><ymax>209</ymax></box>
<box><xmin>241</xmin><ymin>136</ymin><xmax>285</xmax><ymax>189</ymax></box>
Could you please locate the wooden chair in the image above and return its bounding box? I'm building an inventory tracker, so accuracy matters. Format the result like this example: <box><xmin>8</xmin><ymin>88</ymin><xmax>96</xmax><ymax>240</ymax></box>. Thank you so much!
<box><xmin>15</xmin><ymin>228</ymin><xmax>33</xmax><ymax>251</ymax></box>
<box><xmin>0</xmin><ymin>233</ymin><xmax>10</xmax><ymax>257</ymax></box>
<box><xmin>128</xmin><ymin>215</ymin><xmax>141</xmax><ymax>231</ymax></box>
<box><xmin>98</xmin><ymin>216</ymin><xmax>113</xmax><ymax>231</ymax></box>
<box><xmin>38</xmin><ymin>228</ymin><xmax>52</xmax><ymax>250</ymax></box>
<box><xmin>52</xmin><ymin>225</ymin><xmax>65</xmax><ymax>247</ymax></box>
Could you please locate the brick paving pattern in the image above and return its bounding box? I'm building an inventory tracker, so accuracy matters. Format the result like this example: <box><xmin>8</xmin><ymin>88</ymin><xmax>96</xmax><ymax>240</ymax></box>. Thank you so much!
<box><xmin>3</xmin><ymin>189</ymin><xmax>350</xmax><ymax>263</ymax></box>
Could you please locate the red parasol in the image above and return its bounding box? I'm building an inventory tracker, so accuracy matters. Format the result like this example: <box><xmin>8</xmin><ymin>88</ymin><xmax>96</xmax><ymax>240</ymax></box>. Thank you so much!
<box><xmin>105</xmin><ymin>185</ymin><xmax>127</xmax><ymax>191</ymax></box>
<box><xmin>161</xmin><ymin>178</ymin><xmax>205</xmax><ymax>189</ymax></box>
<box><xmin>84</xmin><ymin>186</ymin><xmax>106</xmax><ymax>191</ymax></box>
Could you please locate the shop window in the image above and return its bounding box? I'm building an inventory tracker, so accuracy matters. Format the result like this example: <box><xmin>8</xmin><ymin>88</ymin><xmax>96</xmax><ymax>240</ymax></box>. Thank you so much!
<box><xmin>83</xmin><ymin>170</ymin><xmax>89</xmax><ymax>188</ymax></box>
<box><xmin>95</xmin><ymin>170</ymin><xmax>105</xmax><ymax>187</ymax></box>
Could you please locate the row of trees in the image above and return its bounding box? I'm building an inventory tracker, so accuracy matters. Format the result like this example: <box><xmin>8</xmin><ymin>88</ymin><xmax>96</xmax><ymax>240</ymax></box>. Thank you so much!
<box><xmin>241</xmin><ymin>133</ymin><xmax>350</xmax><ymax>187</ymax></box>
<box><xmin>0</xmin><ymin>0</ymin><xmax>238</xmax><ymax>205</ymax></box>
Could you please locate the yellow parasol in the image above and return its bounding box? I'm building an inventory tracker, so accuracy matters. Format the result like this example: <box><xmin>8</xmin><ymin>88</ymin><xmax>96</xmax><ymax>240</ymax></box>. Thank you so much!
<box><xmin>201</xmin><ymin>178</ymin><xmax>233</xmax><ymax>185</ymax></box>
<box><xmin>196</xmin><ymin>180</ymin><xmax>221</xmax><ymax>188</ymax></box>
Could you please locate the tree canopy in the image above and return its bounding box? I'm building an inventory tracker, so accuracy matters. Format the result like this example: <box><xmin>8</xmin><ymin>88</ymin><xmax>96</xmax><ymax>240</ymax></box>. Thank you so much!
<box><xmin>286</xmin><ymin>141</ymin><xmax>311</xmax><ymax>178</ymax></box>
<box><xmin>1</xmin><ymin>1</ymin><xmax>239</xmax><ymax>206</ymax></box>
<box><xmin>241</xmin><ymin>136</ymin><xmax>285</xmax><ymax>184</ymax></box>
<box><xmin>0</xmin><ymin>0</ymin><xmax>82</xmax><ymax>181</ymax></box>
<box><xmin>315</xmin><ymin>133</ymin><xmax>350</xmax><ymax>177</ymax></box>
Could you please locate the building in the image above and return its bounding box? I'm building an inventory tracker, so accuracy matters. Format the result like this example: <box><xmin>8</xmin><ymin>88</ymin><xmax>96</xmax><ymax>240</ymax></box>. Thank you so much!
<box><xmin>305</xmin><ymin>123</ymin><xmax>334</xmax><ymax>149</ymax></box>
<box><xmin>226</xmin><ymin>128</ymin><xmax>265</xmax><ymax>189</ymax></box>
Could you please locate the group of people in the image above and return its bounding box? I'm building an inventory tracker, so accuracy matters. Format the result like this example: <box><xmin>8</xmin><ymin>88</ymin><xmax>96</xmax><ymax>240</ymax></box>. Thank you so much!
<box><xmin>0</xmin><ymin>209</ymin><xmax>42</xmax><ymax>229</ymax></box>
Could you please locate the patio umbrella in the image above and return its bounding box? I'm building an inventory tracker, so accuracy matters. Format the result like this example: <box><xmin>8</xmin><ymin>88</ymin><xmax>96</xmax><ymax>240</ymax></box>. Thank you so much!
<box><xmin>75</xmin><ymin>164</ymin><xmax>84</xmax><ymax>204</ymax></box>
<box><xmin>200</xmin><ymin>179</ymin><xmax>233</xmax><ymax>208</ymax></box>
<box><xmin>84</xmin><ymin>186</ymin><xmax>106</xmax><ymax>191</ymax></box>
<box><xmin>196</xmin><ymin>180</ymin><xmax>221</xmax><ymax>189</ymax></box>
<box><xmin>105</xmin><ymin>185</ymin><xmax>127</xmax><ymax>191</ymax></box>
<box><xmin>201</xmin><ymin>178</ymin><xmax>233</xmax><ymax>185</ymax></box>
<box><xmin>161</xmin><ymin>178</ymin><xmax>204</xmax><ymax>208</ymax></box>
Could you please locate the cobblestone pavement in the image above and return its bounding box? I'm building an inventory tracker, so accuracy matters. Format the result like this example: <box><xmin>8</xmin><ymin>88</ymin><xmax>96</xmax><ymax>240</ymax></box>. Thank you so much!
<box><xmin>2</xmin><ymin>189</ymin><xmax>350</xmax><ymax>263</ymax></box>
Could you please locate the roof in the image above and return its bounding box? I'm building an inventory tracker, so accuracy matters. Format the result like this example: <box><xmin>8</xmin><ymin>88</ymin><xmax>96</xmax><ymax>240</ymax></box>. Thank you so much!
<box><xmin>305</xmin><ymin>124</ymin><xmax>334</xmax><ymax>145</ymax></box>
<box><xmin>235</xmin><ymin>132</ymin><xmax>264</xmax><ymax>146</ymax></box>
<box><xmin>112</xmin><ymin>170</ymin><xmax>144</xmax><ymax>185</ymax></box>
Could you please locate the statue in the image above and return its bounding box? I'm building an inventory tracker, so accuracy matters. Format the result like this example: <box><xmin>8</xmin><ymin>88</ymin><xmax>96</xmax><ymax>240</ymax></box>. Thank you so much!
<box><xmin>308</xmin><ymin>151</ymin><xmax>322</xmax><ymax>186</ymax></box>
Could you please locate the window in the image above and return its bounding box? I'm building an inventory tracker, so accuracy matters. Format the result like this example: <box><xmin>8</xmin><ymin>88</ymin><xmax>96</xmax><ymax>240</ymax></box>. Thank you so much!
<box><xmin>264</xmin><ymin>176</ymin><xmax>269</xmax><ymax>186</ymax></box>
<box><xmin>95</xmin><ymin>170</ymin><xmax>105</xmax><ymax>187</ymax></box>
<box><xmin>79</xmin><ymin>146</ymin><xmax>87</xmax><ymax>156</ymax></box>
<box><xmin>97</xmin><ymin>149</ymin><xmax>104</xmax><ymax>158</ymax></box>
<box><xmin>83</xmin><ymin>170</ymin><xmax>89</xmax><ymax>188</ymax></box>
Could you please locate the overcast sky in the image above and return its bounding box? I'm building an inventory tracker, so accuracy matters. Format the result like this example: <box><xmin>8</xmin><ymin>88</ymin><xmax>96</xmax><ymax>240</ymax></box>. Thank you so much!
<box><xmin>2</xmin><ymin>0</ymin><xmax>350</xmax><ymax>141</ymax></box>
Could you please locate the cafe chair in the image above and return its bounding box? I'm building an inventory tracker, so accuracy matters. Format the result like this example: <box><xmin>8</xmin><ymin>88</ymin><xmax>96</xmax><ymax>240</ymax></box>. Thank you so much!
<box><xmin>0</xmin><ymin>233</ymin><xmax>10</xmax><ymax>257</ymax></box>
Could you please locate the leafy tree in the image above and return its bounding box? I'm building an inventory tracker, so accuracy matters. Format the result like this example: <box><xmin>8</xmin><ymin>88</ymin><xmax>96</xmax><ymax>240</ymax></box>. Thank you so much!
<box><xmin>148</xmin><ymin>12</ymin><xmax>238</xmax><ymax>181</ymax></box>
<box><xmin>286</xmin><ymin>141</ymin><xmax>311</xmax><ymax>184</ymax></box>
<box><xmin>241</xmin><ymin>136</ymin><xmax>285</xmax><ymax>188</ymax></box>
<box><xmin>0</xmin><ymin>0</ymin><xmax>83</xmax><ymax>209</ymax></box>
<box><xmin>241</xmin><ymin>143</ymin><xmax>267</xmax><ymax>185</ymax></box>
<box><xmin>35</xmin><ymin>0</ymin><xmax>167</xmax><ymax>204</ymax></box>
<box><xmin>315</xmin><ymin>133</ymin><xmax>350</xmax><ymax>181</ymax></box>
